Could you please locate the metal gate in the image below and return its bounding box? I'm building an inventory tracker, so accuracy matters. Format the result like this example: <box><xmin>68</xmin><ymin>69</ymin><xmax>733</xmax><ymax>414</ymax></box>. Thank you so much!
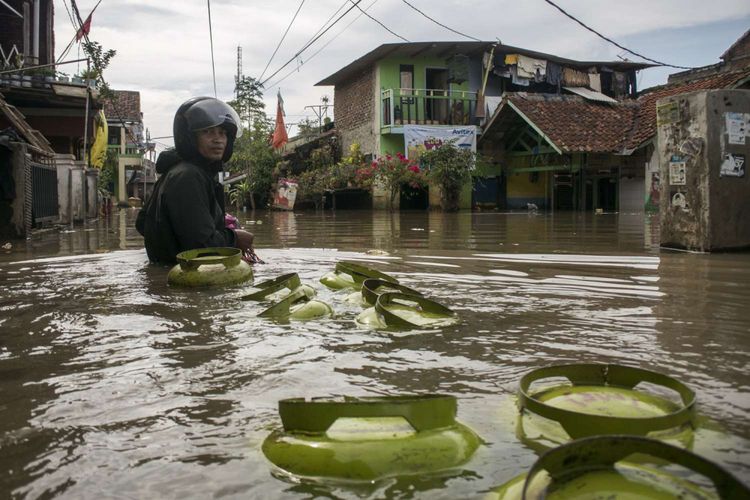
<box><xmin>25</xmin><ymin>155</ymin><xmax>58</xmax><ymax>227</ymax></box>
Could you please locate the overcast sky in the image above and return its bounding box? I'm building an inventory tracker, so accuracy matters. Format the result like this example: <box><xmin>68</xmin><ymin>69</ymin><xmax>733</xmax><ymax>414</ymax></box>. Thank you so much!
<box><xmin>54</xmin><ymin>0</ymin><xmax>750</xmax><ymax>149</ymax></box>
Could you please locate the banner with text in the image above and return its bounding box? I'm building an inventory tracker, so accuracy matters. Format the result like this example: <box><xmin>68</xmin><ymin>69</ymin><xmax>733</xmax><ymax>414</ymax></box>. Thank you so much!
<box><xmin>403</xmin><ymin>125</ymin><xmax>477</xmax><ymax>161</ymax></box>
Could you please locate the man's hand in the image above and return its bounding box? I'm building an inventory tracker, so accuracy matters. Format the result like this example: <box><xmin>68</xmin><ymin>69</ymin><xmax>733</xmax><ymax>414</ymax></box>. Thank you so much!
<box><xmin>234</xmin><ymin>229</ymin><xmax>255</xmax><ymax>252</ymax></box>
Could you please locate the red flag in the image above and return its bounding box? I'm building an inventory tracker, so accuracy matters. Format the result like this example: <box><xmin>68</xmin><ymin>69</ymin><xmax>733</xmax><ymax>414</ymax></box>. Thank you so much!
<box><xmin>272</xmin><ymin>91</ymin><xmax>288</xmax><ymax>150</ymax></box>
<box><xmin>76</xmin><ymin>13</ymin><xmax>92</xmax><ymax>41</ymax></box>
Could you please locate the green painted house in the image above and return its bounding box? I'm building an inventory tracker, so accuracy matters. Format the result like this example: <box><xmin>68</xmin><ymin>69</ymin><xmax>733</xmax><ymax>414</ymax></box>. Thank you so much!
<box><xmin>316</xmin><ymin>41</ymin><xmax>652</xmax><ymax>210</ymax></box>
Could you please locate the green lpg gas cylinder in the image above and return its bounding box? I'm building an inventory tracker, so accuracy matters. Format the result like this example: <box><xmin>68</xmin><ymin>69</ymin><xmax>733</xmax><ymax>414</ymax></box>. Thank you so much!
<box><xmin>487</xmin><ymin>436</ymin><xmax>749</xmax><ymax>500</ymax></box>
<box><xmin>167</xmin><ymin>247</ymin><xmax>253</xmax><ymax>287</ymax></box>
<box><xmin>240</xmin><ymin>273</ymin><xmax>315</xmax><ymax>302</ymax></box>
<box><xmin>357</xmin><ymin>292</ymin><xmax>458</xmax><ymax>329</ymax></box>
<box><xmin>345</xmin><ymin>277</ymin><xmax>423</xmax><ymax>306</ymax></box>
<box><xmin>263</xmin><ymin>394</ymin><xmax>480</xmax><ymax>481</ymax></box>
<box><xmin>320</xmin><ymin>261</ymin><xmax>398</xmax><ymax>290</ymax></box>
<box><xmin>516</xmin><ymin>364</ymin><xmax>696</xmax><ymax>449</ymax></box>
<box><xmin>258</xmin><ymin>288</ymin><xmax>332</xmax><ymax>321</ymax></box>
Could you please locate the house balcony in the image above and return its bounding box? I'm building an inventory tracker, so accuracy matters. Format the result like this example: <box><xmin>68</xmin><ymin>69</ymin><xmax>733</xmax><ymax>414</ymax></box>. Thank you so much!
<box><xmin>381</xmin><ymin>88</ymin><xmax>477</xmax><ymax>131</ymax></box>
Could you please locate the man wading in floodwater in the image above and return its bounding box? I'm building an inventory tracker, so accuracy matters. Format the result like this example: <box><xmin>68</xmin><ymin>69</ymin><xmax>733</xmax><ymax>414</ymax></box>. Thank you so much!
<box><xmin>136</xmin><ymin>97</ymin><xmax>260</xmax><ymax>264</ymax></box>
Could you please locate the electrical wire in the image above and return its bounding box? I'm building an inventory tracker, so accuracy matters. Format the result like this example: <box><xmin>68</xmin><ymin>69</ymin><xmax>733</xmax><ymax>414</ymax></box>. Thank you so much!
<box><xmin>541</xmin><ymin>0</ymin><xmax>694</xmax><ymax>70</ymax></box>
<box><xmin>259</xmin><ymin>0</ymin><xmax>306</xmax><ymax>82</ymax></box>
<box><xmin>348</xmin><ymin>0</ymin><xmax>408</xmax><ymax>42</ymax></box>
<box><xmin>301</xmin><ymin>0</ymin><xmax>350</xmax><ymax>53</ymax></box>
<box><xmin>399</xmin><ymin>0</ymin><xmax>480</xmax><ymax>42</ymax></box>
<box><xmin>264</xmin><ymin>0</ymin><xmax>378</xmax><ymax>90</ymax></box>
<box><xmin>206</xmin><ymin>0</ymin><xmax>217</xmax><ymax>97</ymax></box>
<box><xmin>260</xmin><ymin>0</ymin><xmax>364</xmax><ymax>87</ymax></box>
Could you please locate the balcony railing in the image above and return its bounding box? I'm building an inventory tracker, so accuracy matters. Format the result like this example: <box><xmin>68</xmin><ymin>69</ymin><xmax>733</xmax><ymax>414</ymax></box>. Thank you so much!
<box><xmin>381</xmin><ymin>88</ymin><xmax>477</xmax><ymax>128</ymax></box>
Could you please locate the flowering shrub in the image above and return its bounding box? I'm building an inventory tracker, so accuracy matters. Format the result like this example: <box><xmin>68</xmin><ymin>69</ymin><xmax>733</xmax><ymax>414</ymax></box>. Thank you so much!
<box><xmin>358</xmin><ymin>152</ymin><xmax>426</xmax><ymax>209</ymax></box>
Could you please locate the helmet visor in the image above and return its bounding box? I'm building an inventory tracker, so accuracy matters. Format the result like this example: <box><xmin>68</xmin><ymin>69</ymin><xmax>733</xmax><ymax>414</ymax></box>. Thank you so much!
<box><xmin>184</xmin><ymin>99</ymin><xmax>243</xmax><ymax>138</ymax></box>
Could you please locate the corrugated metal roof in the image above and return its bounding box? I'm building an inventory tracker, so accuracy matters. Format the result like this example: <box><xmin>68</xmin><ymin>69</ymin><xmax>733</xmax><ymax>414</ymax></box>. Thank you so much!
<box><xmin>563</xmin><ymin>86</ymin><xmax>619</xmax><ymax>103</ymax></box>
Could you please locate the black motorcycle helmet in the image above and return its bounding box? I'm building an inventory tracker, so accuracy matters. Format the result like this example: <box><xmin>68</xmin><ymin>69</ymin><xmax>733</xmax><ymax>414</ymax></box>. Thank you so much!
<box><xmin>173</xmin><ymin>96</ymin><xmax>243</xmax><ymax>164</ymax></box>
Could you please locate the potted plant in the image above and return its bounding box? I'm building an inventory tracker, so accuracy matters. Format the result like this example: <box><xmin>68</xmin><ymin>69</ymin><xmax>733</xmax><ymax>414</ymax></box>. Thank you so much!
<box><xmin>371</xmin><ymin>152</ymin><xmax>426</xmax><ymax>210</ymax></box>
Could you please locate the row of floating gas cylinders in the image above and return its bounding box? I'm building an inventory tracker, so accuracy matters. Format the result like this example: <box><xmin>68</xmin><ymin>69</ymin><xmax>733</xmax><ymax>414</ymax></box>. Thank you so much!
<box><xmin>166</xmin><ymin>248</ymin><xmax>749</xmax><ymax>498</ymax></box>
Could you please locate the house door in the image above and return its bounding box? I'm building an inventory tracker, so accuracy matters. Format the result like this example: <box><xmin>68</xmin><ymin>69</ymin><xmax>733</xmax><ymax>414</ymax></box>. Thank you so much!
<box><xmin>426</xmin><ymin>68</ymin><xmax>449</xmax><ymax>124</ymax></box>
<box><xmin>597</xmin><ymin>177</ymin><xmax>617</xmax><ymax>211</ymax></box>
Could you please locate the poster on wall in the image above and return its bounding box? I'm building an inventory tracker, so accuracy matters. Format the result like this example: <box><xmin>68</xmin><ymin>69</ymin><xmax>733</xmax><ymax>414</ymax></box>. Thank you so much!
<box><xmin>725</xmin><ymin>112</ymin><xmax>749</xmax><ymax>145</ymax></box>
<box><xmin>720</xmin><ymin>153</ymin><xmax>745</xmax><ymax>178</ymax></box>
<box><xmin>669</xmin><ymin>160</ymin><xmax>687</xmax><ymax>185</ymax></box>
<box><xmin>403</xmin><ymin>125</ymin><xmax>477</xmax><ymax>161</ymax></box>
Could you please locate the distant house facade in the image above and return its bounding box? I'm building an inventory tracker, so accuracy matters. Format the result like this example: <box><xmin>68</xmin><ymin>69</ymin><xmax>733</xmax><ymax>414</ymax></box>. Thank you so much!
<box><xmin>316</xmin><ymin>41</ymin><xmax>651</xmax><ymax>210</ymax></box>
<box><xmin>103</xmin><ymin>90</ymin><xmax>153</xmax><ymax>205</ymax></box>
<box><xmin>1</xmin><ymin>0</ymin><xmax>104</xmax><ymax>235</ymax></box>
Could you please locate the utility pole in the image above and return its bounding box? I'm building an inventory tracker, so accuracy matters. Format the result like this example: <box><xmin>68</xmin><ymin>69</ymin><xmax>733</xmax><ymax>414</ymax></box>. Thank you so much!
<box><xmin>235</xmin><ymin>45</ymin><xmax>242</xmax><ymax>100</ymax></box>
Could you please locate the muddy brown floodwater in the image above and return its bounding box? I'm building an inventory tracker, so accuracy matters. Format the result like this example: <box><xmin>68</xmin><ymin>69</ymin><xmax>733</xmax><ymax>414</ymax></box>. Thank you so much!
<box><xmin>1</xmin><ymin>209</ymin><xmax>748</xmax><ymax>498</ymax></box>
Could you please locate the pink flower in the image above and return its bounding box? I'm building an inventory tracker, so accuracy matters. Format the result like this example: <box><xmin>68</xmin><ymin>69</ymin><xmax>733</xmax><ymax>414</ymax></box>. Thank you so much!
<box><xmin>371</xmin><ymin>160</ymin><xmax>377</xmax><ymax>168</ymax></box>
<box><xmin>408</xmin><ymin>164</ymin><xmax>420</xmax><ymax>173</ymax></box>
<box><xmin>386</xmin><ymin>154</ymin><xmax>392</xmax><ymax>161</ymax></box>
<box><xmin>396</xmin><ymin>152</ymin><xmax>405</xmax><ymax>160</ymax></box>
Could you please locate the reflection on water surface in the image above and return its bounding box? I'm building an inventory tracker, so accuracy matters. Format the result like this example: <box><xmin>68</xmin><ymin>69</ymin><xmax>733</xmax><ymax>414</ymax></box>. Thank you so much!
<box><xmin>1</xmin><ymin>209</ymin><xmax>748</xmax><ymax>498</ymax></box>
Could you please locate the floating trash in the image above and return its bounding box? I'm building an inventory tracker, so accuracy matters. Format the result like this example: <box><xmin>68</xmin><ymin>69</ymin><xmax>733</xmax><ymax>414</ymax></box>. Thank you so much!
<box><xmin>487</xmin><ymin>435</ymin><xmax>749</xmax><ymax>499</ymax></box>
<box><xmin>517</xmin><ymin>364</ymin><xmax>696</xmax><ymax>445</ymax></box>
<box><xmin>240</xmin><ymin>273</ymin><xmax>315</xmax><ymax>302</ymax></box>
<box><xmin>263</xmin><ymin>394</ymin><xmax>480</xmax><ymax>481</ymax></box>
<box><xmin>167</xmin><ymin>247</ymin><xmax>253</xmax><ymax>287</ymax></box>
<box><xmin>357</xmin><ymin>292</ymin><xmax>457</xmax><ymax>329</ymax></box>
<box><xmin>258</xmin><ymin>288</ymin><xmax>332</xmax><ymax>321</ymax></box>
<box><xmin>320</xmin><ymin>261</ymin><xmax>398</xmax><ymax>290</ymax></box>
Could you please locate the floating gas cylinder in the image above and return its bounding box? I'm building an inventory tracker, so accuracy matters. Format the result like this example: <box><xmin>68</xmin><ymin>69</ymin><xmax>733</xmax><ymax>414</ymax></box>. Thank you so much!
<box><xmin>240</xmin><ymin>273</ymin><xmax>315</xmax><ymax>302</ymax></box>
<box><xmin>356</xmin><ymin>291</ymin><xmax>458</xmax><ymax>329</ymax></box>
<box><xmin>487</xmin><ymin>435</ymin><xmax>749</xmax><ymax>500</ymax></box>
<box><xmin>167</xmin><ymin>247</ymin><xmax>253</xmax><ymax>287</ymax></box>
<box><xmin>262</xmin><ymin>394</ymin><xmax>480</xmax><ymax>481</ymax></box>
<box><xmin>258</xmin><ymin>288</ymin><xmax>332</xmax><ymax>321</ymax></box>
<box><xmin>516</xmin><ymin>364</ymin><xmax>696</xmax><ymax>450</ymax></box>
<box><xmin>320</xmin><ymin>261</ymin><xmax>398</xmax><ymax>290</ymax></box>
<box><xmin>345</xmin><ymin>278</ymin><xmax>423</xmax><ymax>307</ymax></box>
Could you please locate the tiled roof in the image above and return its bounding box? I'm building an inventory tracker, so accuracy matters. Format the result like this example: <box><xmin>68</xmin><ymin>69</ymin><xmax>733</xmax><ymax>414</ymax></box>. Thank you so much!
<box><xmin>103</xmin><ymin>90</ymin><xmax>141</xmax><ymax>122</ymax></box>
<box><xmin>627</xmin><ymin>69</ymin><xmax>750</xmax><ymax>148</ymax></box>
<box><xmin>504</xmin><ymin>94</ymin><xmax>639</xmax><ymax>153</ymax></box>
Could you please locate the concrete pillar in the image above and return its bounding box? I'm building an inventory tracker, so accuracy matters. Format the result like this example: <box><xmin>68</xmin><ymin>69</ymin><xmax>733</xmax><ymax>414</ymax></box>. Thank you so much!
<box><xmin>55</xmin><ymin>154</ymin><xmax>75</xmax><ymax>224</ymax></box>
<box><xmin>657</xmin><ymin>89</ymin><xmax>750</xmax><ymax>251</ymax></box>
<box><xmin>86</xmin><ymin>168</ymin><xmax>99</xmax><ymax>218</ymax></box>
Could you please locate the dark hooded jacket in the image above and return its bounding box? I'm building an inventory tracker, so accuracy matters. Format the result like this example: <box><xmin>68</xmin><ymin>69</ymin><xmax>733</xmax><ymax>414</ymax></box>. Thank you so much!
<box><xmin>135</xmin><ymin>149</ymin><xmax>235</xmax><ymax>264</ymax></box>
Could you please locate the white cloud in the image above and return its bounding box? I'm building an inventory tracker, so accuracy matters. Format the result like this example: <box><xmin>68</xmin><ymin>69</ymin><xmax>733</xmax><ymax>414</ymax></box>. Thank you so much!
<box><xmin>56</xmin><ymin>0</ymin><xmax>750</xmax><ymax>147</ymax></box>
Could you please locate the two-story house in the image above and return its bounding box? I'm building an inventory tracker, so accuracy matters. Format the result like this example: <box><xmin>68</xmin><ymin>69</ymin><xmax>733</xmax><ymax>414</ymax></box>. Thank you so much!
<box><xmin>103</xmin><ymin>90</ymin><xmax>154</xmax><ymax>206</ymax></box>
<box><xmin>1</xmin><ymin>0</ymin><xmax>104</xmax><ymax>234</ymax></box>
<box><xmin>316</xmin><ymin>41</ymin><xmax>652</xmax><ymax>210</ymax></box>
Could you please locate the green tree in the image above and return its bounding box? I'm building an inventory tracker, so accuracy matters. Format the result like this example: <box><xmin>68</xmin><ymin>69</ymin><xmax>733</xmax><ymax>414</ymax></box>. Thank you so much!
<box><xmin>226</xmin><ymin>116</ymin><xmax>278</xmax><ymax>209</ymax></box>
<box><xmin>80</xmin><ymin>40</ymin><xmax>116</xmax><ymax>99</ymax></box>
<box><xmin>229</xmin><ymin>76</ymin><xmax>266</xmax><ymax>127</ymax></box>
<box><xmin>420</xmin><ymin>143</ymin><xmax>489</xmax><ymax>211</ymax></box>
<box><xmin>296</xmin><ymin>117</ymin><xmax>321</xmax><ymax>140</ymax></box>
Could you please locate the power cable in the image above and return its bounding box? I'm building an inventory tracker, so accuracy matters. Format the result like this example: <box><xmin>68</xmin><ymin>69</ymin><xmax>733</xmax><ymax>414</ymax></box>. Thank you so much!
<box><xmin>260</xmin><ymin>0</ymin><xmax>364</xmax><ymax>87</ymax></box>
<box><xmin>302</xmin><ymin>0</ymin><xmax>350</xmax><ymax>53</ymax></box>
<box><xmin>265</xmin><ymin>0</ymin><xmax>378</xmax><ymax>90</ymax></box>
<box><xmin>399</xmin><ymin>0</ymin><xmax>480</xmax><ymax>42</ymax></box>
<box><xmin>541</xmin><ymin>0</ymin><xmax>694</xmax><ymax>70</ymax></box>
<box><xmin>259</xmin><ymin>0</ymin><xmax>306</xmax><ymax>82</ymax></box>
<box><xmin>348</xmin><ymin>0</ymin><xmax>408</xmax><ymax>42</ymax></box>
<box><xmin>206</xmin><ymin>0</ymin><xmax>217</xmax><ymax>97</ymax></box>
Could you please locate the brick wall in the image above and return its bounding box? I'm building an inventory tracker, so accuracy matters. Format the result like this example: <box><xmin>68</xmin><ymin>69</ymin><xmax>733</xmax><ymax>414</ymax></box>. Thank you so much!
<box><xmin>334</xmin><ymin>65</ymin><xmax>377</xmax><ymax>155</ymax></box>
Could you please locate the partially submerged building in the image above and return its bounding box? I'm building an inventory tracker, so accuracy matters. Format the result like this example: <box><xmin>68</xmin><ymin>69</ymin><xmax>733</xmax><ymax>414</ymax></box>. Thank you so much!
<box><xmin>316</xmin><ymin>32</ymin><xmax>750</xmax><ymax>212</ymax></box>
<box><xmin>316</xmin><ymin>41</ymin><xmax>651</xmax><ymax>210</ymax></box>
